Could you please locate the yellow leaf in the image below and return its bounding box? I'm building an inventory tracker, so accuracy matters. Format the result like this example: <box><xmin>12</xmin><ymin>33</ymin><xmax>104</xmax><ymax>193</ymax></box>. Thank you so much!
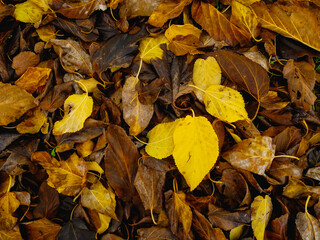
<box><xmin>122</xmin><ymin>76</ymin><xmax>154</xmax><ymax>136</ymax></box>
<box><xmin>76</xmin><ymin>140</ymin><xmax>94</xmax><ymax>158</ymax></box>
<box><xmin>202</xmin><ymin>85</ymin><xmax>249</xmax><ymax>123</ymax></box>
<box><xmin>174</xmin><ymin>191</ymin><xmax>192</xmax><ymax>234</ymax></box>
<box><xmin>77</xmin><ymin>78</ymin><xmax>102</xmax><ymax>93</ymax></box>
<box><xmin>0</xmin><ymin>192</ymin><xmax>20</xmax><ymax>231</ymax></box>
<box><xmin>29</xmin><ymin>0</ymin><xmax>52</xmax><ymax>11</ymax></box>
<box><xmin>13</xmin><ymin>1</ymin><xmax>44</xmax><ymax>23</ymax></box>
<box><xmin>36</xmin><ymin>25</ymin><xmax>57</xmax><ymax>42</ymax></box>
<box><xmin>146</xmin><ymin>119</ymin><xmax>182</xmax><ymax>159</ymax></box>
<box><xmin>251</xmin><ymin>195</ymin><xmax>272</xmax><ymax>240</ymax></box>
<box><xmin>53</xmin><ymin>93</ymin><xmax>93</xmax><ymax>135</ymax></box>
<box><xmin>86</xmin><ymin>161</ymin><xmax>104</xmax><ymax>175</ymax></box>
<box><xmin>16</xmin><ymin>108</ymin><xmax>47</xmax><ymax>134</ymax></box>
<box><xmin>15</xmin><ymin>67</ymin><xmax>51</xmax><ymax>93</ymax></box>
<box><xmin>165</xmin><ymin>24</ymin><xmax>202</xmax><ymax>56</ymax></box>
<box><xmin>236</xmin><ymin>0</ymin><xmax>260</xmax><ymax>6</ymax></box>
<box><xmin>0</xmin><ymin>228</ymin><xmax>23</xmax><ymax>240</ymax></box>
<box><xmin>230</xmin><ymin>224</ymin><xmax>246</xmax><ymax>240</ymax></box>
<box><xmin>81</xmin><ymin>180</ymin><xmax>117</xmax><ymax>220</ymax></box>
<box><xmin>173</xmin><ymin>115</ymin><xmax>219</xmax><ymax>190</ymax></box>
<box><xmin>31</xmin><ymin>152</ymin><xmax>87</xmax><ymax>196</ymax></box>
<box><xmin>97</xmin><ymin>213</ymin><xmax>111</xmax><ymax>234</ymax></box>
<box><xmin>139</xmin><ymin>34</ymin><xmax>169</xmax><ymax>64</ymax></box>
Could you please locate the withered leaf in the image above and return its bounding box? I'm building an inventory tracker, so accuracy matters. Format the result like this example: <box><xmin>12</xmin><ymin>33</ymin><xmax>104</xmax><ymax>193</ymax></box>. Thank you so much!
<box><xmin>1</xmin><ymin>152</ymin><xmax>34</xmax><ymax>176</ymax></box>
<box><xmin>137</xmin><ymin>227</ymin><xmax>174</xmax><ymax>240</ymax></box>
<box><xmin>283</xmin><ymin>178</ymin><xmax>320</xmax><ymax>199</ymax></box>
<box><xmin>212</xmin><ymin>50</ymin><xmax>270</xmax><ymax>101</ymax></box>
<box><xmin>15</xmin><ymin>67</ymin><xmax>51</xmax><ymax>93</ymax></box>
<box><xmin>105</xmin><ymin>125</ymin><xmax>140</xmax><ymax>202</ymax></box>
<box><xmin>192</xmin><ymin>209</ymin><xmax>221</xmax><ymax>240</ymax></box>
<box><xmin>191</xmin><ymin>0</ymin><xmax>250</xmax><ymax>47</ymax></box>
<box><xmin>0</xmin><ymin>192</ymin><xmax>20</xmax><ymax>230</ymax></box>
<box><xmin>58</xmin><ymin>218</ymin><xmax>95</xmax><ymax>240</ymax></box>
<box><xmin>137</xmin><ymin>78</ymin><xmax>165</xmax><ymax>105</ymax></box>
<box><xmin>21</xmin><ymin>218</ymin><xmax>61</xmax><ymax>240</ymax></box>
<box><xmin>0</xmin><ymin>228</ymin><xmax>23</xmax><ymax>240</ymax></box>
<box><xmin>11</xmin><ymin>51</ymin><xmax>40</xmax><ymax>76</ymax></box>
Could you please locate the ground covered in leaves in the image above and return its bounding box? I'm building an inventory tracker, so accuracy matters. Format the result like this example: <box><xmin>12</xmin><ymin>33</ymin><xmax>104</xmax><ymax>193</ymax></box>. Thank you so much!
<box><xmin>0</xmin><ymin>0</ymin><xmax>320</xmax><ymax>239</ymax></box>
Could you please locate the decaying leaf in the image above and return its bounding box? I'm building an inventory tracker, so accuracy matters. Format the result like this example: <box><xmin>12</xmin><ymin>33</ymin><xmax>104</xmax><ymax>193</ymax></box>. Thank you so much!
<box><xmin>0</xmin><ymin>192</ymin><xmax>20</xmax><ymax>230</ymax></box>
<box><xmin>137</xmin><ymin>227</ymin><xmax>174</xmax><ymax>240</ymax></box>
<box><xmin>58</xmin><ymin>218</ymin><xmax>95</xmax><ymax>240</ymax></box>
<box><xmin>12</xmin><ymin>51</ymin><xmax>40</xmax><ymax>76</ymax></box>
<box><xmin>16</xmin><ymin>108</ymin><xmax>47</xmax><ymax>134</ymax></box>
<box><xmin>21</xmin><ymin>218</ymin><xmax>61</xmax><ymax>240</ymax></box>
<box><xmin>15</xmin><ymin>67</ymin><xmax>51</xmax><ymax>93</ymax></box>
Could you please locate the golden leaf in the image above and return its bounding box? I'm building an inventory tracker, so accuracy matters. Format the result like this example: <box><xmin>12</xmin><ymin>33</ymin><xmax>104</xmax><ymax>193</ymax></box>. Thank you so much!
<box><xmin>193</xmin><ymin>57</ymin><xmax>221</xmax><ymax>89</ymax></box>
<box><xmin>0</xmin><ymin>192</ymin><xmax>20</xmax><ymax>231</ymax></box>
<box><xmin>86</xmin><ymin>162</ymin><xmax>104</xmax><ymax>175</ymax></box>
<box><xmin>53</xmin><ymin>93</ymin><xmax>93</xmax><ymax>135</ymax></box>
<box><xmin>251</xmin><ymin>195</ymin><xmax>273</xmax><ymax>240</ymax></box>
<box><xmin>15</xmin><ymin>67</ymin><xmax>51</xmax><ymax>93</ymax></box>
<box><xmin>122</xmin><ymin>76</ymin><xmax>154</xmax><ymax>136</ymax></box>
<box><xmin>139</xmin><ymin>34</ymin><xmax>169</xmax><ymax>64</ymax></box>
<box><xmin>76</xmin><ymin>140</ymin><xmax>94</xmax><ymax>158</ymax></box>
<box><xmin>77</xmin><ymin>78</ymin><xmax>102</xmax><ymax>93</ymax></box>
<box><xmin>0</xmin><ymin>229</ymin><xmax>23</xmax><ymax>240</ymax></box>
<box><xmin>0</xmin><ymin>82</ymin><xmax>37</xmax><ymax>126</ymax></box>
<box><xmin>174</xmin><ymin>191</ymin><xmax>192</xmax><ymax>234</ymax></box>
<box><xmin>31</xmin><ymin>152</ymin><xmax>87</xmax><ymax>196</ymax></box>
<box><xmin>16</xmin><ymin>108</ymin><xmax>47</xmax><ymax>134</ymax></box>
<box><xmin>36</xmin><ymin>25</ymin><xmax>57</xmax><ymax>42</ymax></box>
<box><xmin>173</xmin><ymin>115</ymin><xmax>219</xmax><ymax>190</ymax></box>
<box><xmin>13</xmin><ymin>1</ymin><xmax>44</xmax><ymax>23</ymax></box>
<box><xmin>97</xmin><ymin>213</ymin><xmax>111</xmax><ymax>234</ymax></box>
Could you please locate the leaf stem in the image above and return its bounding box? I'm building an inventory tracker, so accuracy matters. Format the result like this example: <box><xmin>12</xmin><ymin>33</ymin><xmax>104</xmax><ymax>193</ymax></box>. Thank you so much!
<box><xmin>7</xmin><ymin>175</ymin><xmax>12</xmax><ymax>193</ymax></box>
<box><xmin>273</xmin><ymin>155</ymin><xmax>299</xmax><ymax>160</ymax></box>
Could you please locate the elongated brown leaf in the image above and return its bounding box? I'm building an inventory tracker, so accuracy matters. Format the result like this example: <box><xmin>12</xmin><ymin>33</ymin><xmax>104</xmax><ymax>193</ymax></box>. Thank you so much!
<box><xmin>191</xmin><ymin>0</ymin><xmax>250</xmax><ymax>47</ymax></box>
<box><xmin>251</xmin><ymin>1</ymin><xmax>320</xmax><ymax>52</ymax></box>
<box><xmin>105</xmin><ymin>125</ymin><xmax>140</xmax><ymax>202</ymax></box>
<box><xmin>212</xmin><ymin>50</ymin><xmax>270</xmax><ymax>100</ymax></box>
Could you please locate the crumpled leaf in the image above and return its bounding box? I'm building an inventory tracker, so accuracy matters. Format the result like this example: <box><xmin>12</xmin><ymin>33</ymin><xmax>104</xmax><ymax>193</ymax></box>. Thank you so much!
<box><xmin>251</xmin><ymin>1</ymin><xmax>320</xmax><ymax>52</ymax></box>
<box><xmin>15</xmin><ymin>67</ymin><xmax>51</xmax><ymax>93</ymax></box>
<box><xmin>21</xmin><ymin>218</ymin><xmax>61</xmax><ymax>240</ymax></box>
<box><xmin>0</xmin><ymin>192</ymin><xmax>20</xmax><ymax>230</ymax></box>
<box><xmin>202</xmin><ymin>85</ymin><xmax>249</xmax><ymax>123</ymax></box>
<box><xmin>58</xmin><ymin>218</ymin><xmax>95</xmax><ymax>240</ymax></box>
<box><xmin>0</xmin><ymin>82</ymin><xmax>37</xmax><ymax>126</ymax></box>
<box><xmin>165</xmin><ymin>24</ymin><xmax>202</xmax><ymax>56</ymax></box>
<box><xmin>139</xmin><ymin>34</ymin><xmax>168</xmax><ymax>64</ymax></box>
<box><xmin>31</xmin><ymin>152</ymin><xmax>87</xmax><ymax>196</ymax></box>
<box><xmin>192</xmin><ymin>0</ymin><xmax>250</xmax><ymax>47</ymax></box>
<box><xmin>283</xmin><ymin>59</ymin><xmax>317</xmax><ymax>111</ymax></box>
<box><xmin>173</xmin><ymin>115</ymin><xmax>219</xmax><ymax>191</ymax></box>
<box><xmin>53</xmin><ymin>94</ymin><xmax>93</xmax><ymax>135</ymax></box>
<box><xmin>251</xmin><ymin>195</ymin><xmax>273</xmax><ymax>240</ymax></box>
<box><xmin>148</xmin><ymin>0</ymin><xmax>192</xmax><ymax>27</ymax></box>
<box><xmin>81</xmin><ymin>180</ymin><xmax>117</xmax><ymax>220</ymax></box>
<box><xmin>122</xmin><ymin>76</ymin><xmax>154</xmax><ymax>136</ymax></box>
<box><xmin>222</xmin><ymin>136</ymin><xmax>275</xmax><ymax>176</ymax></box>
<box><xmin>16</xmin><ymin>108</ymin><xmax>47</xmax><ymax>134</ymax></box>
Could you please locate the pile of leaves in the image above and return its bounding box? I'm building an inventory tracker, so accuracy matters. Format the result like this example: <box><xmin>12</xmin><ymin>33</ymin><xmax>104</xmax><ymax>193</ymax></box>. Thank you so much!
<box><xmin>0</xmin><ymin>0</ymin><xmax>320</xmax><ymax>239</ymax></box>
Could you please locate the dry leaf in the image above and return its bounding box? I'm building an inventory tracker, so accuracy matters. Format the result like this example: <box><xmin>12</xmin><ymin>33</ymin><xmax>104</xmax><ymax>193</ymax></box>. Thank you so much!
<box><xmin>31</xmin><ymin>152</ymin><xmax>87</xmax><ymax>196</ymax></box>
<box><xmin>0</xmin><ymin>228</ymin><xmax>23</xmax><ymax>240</ymax></box>
<box><xmin>0</xmin><ymin>192</ymin><xmax>20</xmax><ymax>230</ymax></box>
<box><xmin>222</xmin><ymin>136</ymin><xmax>275</xmax><ymax>175</ymax></box>
<box><xmin>13</xmin><ymin>1</ymin><xmax>44</xmax><ymax>23</ymax></box>
<box><xmin>16</xmin><ymin>108</ymin><xmax>47</xmax><ymax>134</ymax></box>
<box><xmin>0</xmin><ymin>82</ymin><xmax>37</xmax><ymax>126</ymax></box>
<box><xmin>36</xmin><ymin>25</ymin><xmax>57</xmax><ymax>42</ymax></box>
<box><xmin>137</xmin><ymin>227</ymin><xmax>174</xmax><ymax>240</ymax></box>
<box><xmin>15</xmin><ymin>67</ymin><xmax>51</xmax><ymax>93</ymax></box>
<box><xmin>139</xmin><ymin>34</ymin><xmax>168</xmax><ymax>64</ymax></box>
<box><xmin>76</xmin><ymin>140</ymin><xmax>94</xmax><ymax>158</ymax></box>
<box><xmin>12</xmin><ymin>51</ymin><xmax>40</xmax><ymax>76</ymax></box>
<box><xmin>21</xmin><ymin>218</ymin><xmax>61</xmax><ymax>240</ymax></box>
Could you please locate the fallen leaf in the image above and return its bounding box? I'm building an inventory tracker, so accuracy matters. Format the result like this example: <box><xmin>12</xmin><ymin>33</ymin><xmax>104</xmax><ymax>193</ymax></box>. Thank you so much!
<box><xmin>260</xmin><ymin>91</ymin><xmax>289</xmax><ymax>110</ymax></box>
<box><xmin>192</xmin><ymin>208</ymin><xmax>221</xmax><ymax>240</ymax></box>
<box><xmin>76</xmin><ymin>140</ymin><xmax>95</xmax><ymax>158</ymax></box>
<box><xmin>148</xmin><ymin>0</ymin><xmax>192</xmax><ymax>27</ymax></box>
<box><xmin>53</xmin><ymin>93</ymin><xmax>93</xmax><ymax>135</ymax></box>
<box><xmin>77</xmin><ymin>78</ymin><xmax>102</xmax><ymax>94</ymax></box>
<box><xmin>137</xmin><ymin>227</ymin><xmax>174</xmax><ymax>240</ymax></box>
<box><xmin>222</xmin><ymin>136</ymin><xmax>275</xmax><ymax>176</ymax></box>
<box><xmin>104</xmin><ymin>125</ymin><xmax>140</xmax><ymax>202</ymax></box>
<box><xmin>251</xmin><ymin>195</ymin><xmax>273</xmax><ymax>240</ymax></box>
<box><xmin>191</xmin><ymin>0</ymin><xmax>250</xmax><ymax>47</ymax></box>
<box><xmin>0</xmin><ymin>228</ymin><xmax>23</xmax><ymax>240</ymax></box>
<box><xmin>16</xmin><ymin>108</ymin><xmax>47</xmax><ymax>134</ymax></box>
<box><xmin>122</xmin><ymin>76</ymin><xmax>154</xmax><ymax>136</ymax></box>
<box><xmin>139</xmin><ymin>34</ymin><xmax>168</xmax><ymax>64</ymax></box>
<box><xmin>15</xmin><ymin>67</ymin><xmax>51</xmax><ymax>93</ymax></box>
<box><xmin>36</xmin><ymin>25</ymin><xmax>57</xmax><ymax>42</ymax></box>
<box><xmin>12</xmin><ymin>51</ymin><xmax>40</xmax><ymax>76</ymax></box>
<box><xmin>58</xmin><ymin>218</ymin><xmax>95</xmax><ymax>240</ymax></box>
<box><xmin>21</xmin><ymin>218</ymin><xmax>61</xmax><ymax>240</ymax></box>
<box><xmin>119</xmin><ymin>0</ymin><xmax>162</xmax><ymax>19</ymax></box>
<box><xmin>282</xmin><ymin>178</ymin><xmax>320</xmax><ymax>199</ymax></box>
<box><xmin>173</xmin><ymin>115</ymin><xmax>219</xmax><ymax>191</ymax></box>
<box><xmin>229</xmin><ymin>224</ymin><xmax>246</xmax><ymax>240</ymax></box>
<box><xmin>0</xmin><ymin>82</ymin><xmax>37</xmax><ymax>126</ymax></box>
<box><xmin>13</xmin><ymin>1</ymin><xmax>44</xmax><ymax>23</ymax></box>
<box><xmin>31</xmin><ymin>152</ymin><xmax>87</xmax><ymax>196</ymax></box>
<box><xmin>137</xmin><ymin>78</ymin><xmax>165</xmax><ymax>105</ymax></box>
<box><xmin>0</xmin><ymin>192</ymin><xmax>20</xmax><ymax>230</ymax></box>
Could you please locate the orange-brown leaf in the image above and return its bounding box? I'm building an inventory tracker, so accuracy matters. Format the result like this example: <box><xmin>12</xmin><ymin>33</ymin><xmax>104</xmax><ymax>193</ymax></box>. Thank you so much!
<box><xmin>0</xmin><ymin>192</ymin><xmax>20</xmax><ymax>230</ymax></box>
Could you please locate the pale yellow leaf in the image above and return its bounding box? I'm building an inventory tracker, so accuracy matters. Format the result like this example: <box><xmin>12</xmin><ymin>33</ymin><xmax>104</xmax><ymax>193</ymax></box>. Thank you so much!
<box><xmin>122</xmin><ymin>76</ymin><xmax>154</xmax><ymax>136</ymax></box>
<box><xmin>13</xmin><ymin>1</ymin><xmax>44</xmax><ymax>23</ymax></box>
<box><xmin>173</xmin><ymin>115</ymin><xmax>219</xmax><ymax>191</ymax></box>
<box><xmin>81</xmin><ymin>180</ymin><xmax>117</xmax><ymax>220</ymax></box>
<box><xmin>139</xmin><ymin>34</ymin><xmax>169</xmax><ymax>64</ymax></box>
<box><xmin>16</xmin><ymin>108</ymin><xmax>47</xmax><ymax>134</ymax></box>
<box><xmin>53</xmin><ymin>93</ymin><xmax>93</xmax><ymax>135</ymax></box>
<box><xmin>251</xmin><ymin>195</ymin><xmax>272</xmax><ymax>240</ymax></box>
<box><xmin>146</xmin><ymin>119</ymin><xmax>182</xmax><ymax>159</ymax></box>
<box><xmin>202</xmin><ymin>85</ymin><xmax>249</xmax><ymax>123</ymax></box>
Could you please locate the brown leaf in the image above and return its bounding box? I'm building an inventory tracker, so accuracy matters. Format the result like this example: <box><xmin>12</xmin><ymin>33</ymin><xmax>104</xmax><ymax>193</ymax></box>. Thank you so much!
<box><xmin>1</xmin><ymin>152</ymin><xmax>34</xmax><ymax>176</ymax></box>
<box><xmin>105</xmin><ymin>125</ymin><xmax>140</xmax><ymax>202</ymax></box>
<box><xmin>137</xmin><ymin>78</ymin><xmax>165</xmax><ymax>105</ymax></box>
<box><xmin>33</xmin><ymin>182</ymin><xmax>60</xmax><ymax>219</ymax></box>
<box><xmin>296</xmin><ymin>209</ymin><xmax>320</xmax><ymax>240</ymax></box>
<box><xmin>208</xmin><ymin>204</ymin><xmax>251</xmax><ymax>231</ymax></box>
<box><xmin>260</xmin><ymin>91</ymin><xmax>289</xmax><ymax>110</ymax></box>
<box><xmin>283</xmin><ymin>60</ymin><xmax>317</xmax><ymax>111</ymax></box>
<box><xmin>267</xmin><ymin>213</ymin><xmax>289</xmax><ymax>240</ymax></box>
<box><xmin>137</xmin><ymin>227</ymin><xmax>174</xmax><ymax>240</ymax></box>
<box><xmin>21</xmin><ymin>218</ymin><xmax>61</xmax><ymax>240</ymax></box>
<box><xmin>273</xmin><ymin>126</ymin><xmax>302</xmax><ymax>153</ymax></box>
<box><xmin>148</xmin><ymin>0</ymin><xmax>192</xmax><ymax>27</ymax></box>
<box><xmin>191</xmin><ymin>0</ymin><xmax>250</xmax><ymax>47</ymax></box>
<box><xmin>134</xmin><ymin>156</ymin><xmax>171</xmax><ymax>214</ymax></box>
<box><xmin>222</xmin><ymin>136</ymin><xmax>275</xmax><ymax>176</ymax></box>
<box><xmin>12</xmin><ymin>51</ymin><xmax>40</xmax><ymax>76</ymax></box>
<box><xmin>0</xmin><ymin>192</ymin><xmax>20</xmax><ymax>230</ymax></box>
<box><xmin>212</xmin><ymin>50</ymin><xmax>270</xmax><ymax>101</ymax></box>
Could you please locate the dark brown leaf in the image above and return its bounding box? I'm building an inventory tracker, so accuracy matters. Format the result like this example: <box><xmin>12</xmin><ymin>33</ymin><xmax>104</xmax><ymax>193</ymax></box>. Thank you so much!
<box><xmin>12</xmin><ymin>51</ymin><xmax>40</xmax><ymax>76</ymax></box>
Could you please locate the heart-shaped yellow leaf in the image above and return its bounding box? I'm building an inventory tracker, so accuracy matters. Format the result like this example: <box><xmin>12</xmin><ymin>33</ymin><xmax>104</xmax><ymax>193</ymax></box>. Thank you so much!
<box><xmin>139</xmin><ymin>34</ymin><xmax>169</xmax><ymax>64</ymax></box>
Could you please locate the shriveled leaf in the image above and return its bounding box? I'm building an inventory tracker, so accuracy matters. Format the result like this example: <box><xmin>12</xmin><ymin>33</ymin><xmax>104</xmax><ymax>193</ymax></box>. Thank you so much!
<box><xmin>15</xmin><ymin>67</ymin><xmax>51</xmax><ymax>93</ymax></box>
<box><xmin>148</xmin><ymin>0</ymin><xmax>192</xmax><ymax>27</ymax></box>
<box><xmin>31</xmin><ymin>152</ymin><xmax>87</xmax><ymax>196</ymax></box>
<box><xmin>81</xmin><ymin>180</ymin><xmax>117</xmax><ymax>219</ymax></box>
<box><xmin>58</xmin><ymin>218</ymin><xmax>95</xmax><ymax>240</ymax></box>
<box><xmin>13</xmin><ymin>1</ymin><xmax>44</xmax><ymax>23</ymax></box>
<box><xmin>165</xmin><ymin>24</ymin><xmax>202</xmax><ymax>56</ymax></box>
<box><xmin>53</xmin><ymin>94</ymin><xmax>93</xmax><ymax>135</ymax></box>
<box><xmin>251</xmin><ymin>195</ymin><xmax>273</xmax><ymax>240</ymax></box>
<box><xmin>0</xmin><ymin>82</ymin><xmax>37</xmax><ymax>126</ymax></box>
<box><xmin>16</xmin><ymin>108</ymin><xmax>47</xmax><ymax>134</ymax></box>
<box><xmin>192</xmin><ymin>0</ymin><xmax>250</xmax><ymax>47</ymax></box>
<box><xmin>0</xmin><ymin>192</ymin><xmax>20</xmax><ymax>230</ymax></box>
<box><xmin>260</xmin><ymin>91</ymin><xmax>289</xmax><ymax>110</ymax></box>
<box><xmin>173</xmin><ymin>115</ymin><xmax>219</xmax><ymax>191</ymax></box>
<box><xmin>202</xmin><ymin>85</ymin><xmax>249</xmax><ymax>123</ymax></box>
<box><xmin>21</xmin><ymin>218</ymin><xmax>61</xmax><ymax>240</ymax></box>
<box><xmin>122</xmin><ymin>76</ymin><xmax>154</xmax><ymax>136</ymax></box>
<box><xmin>222</xmin><ymin>136</ymin><xmax>275</xmax><ymax>175</ymax></box>
<box><xmin>251</xmin><ymin>1</ymin><xmax>320</xmax><ymax>52</ymax></box>
<box><xmin>212</xmin><ymin>50</ymin><xmax>270</xmax><ymax>100</ymax></box>
<box><xmin>139</xmin><ymin>34</ymin><xmax>168</xmax><ymax>63</ymax></box>
<box><xmin>105</xmin><ymin>125</ymin><xmax>140</xmax><ymax>202</ymax></box>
